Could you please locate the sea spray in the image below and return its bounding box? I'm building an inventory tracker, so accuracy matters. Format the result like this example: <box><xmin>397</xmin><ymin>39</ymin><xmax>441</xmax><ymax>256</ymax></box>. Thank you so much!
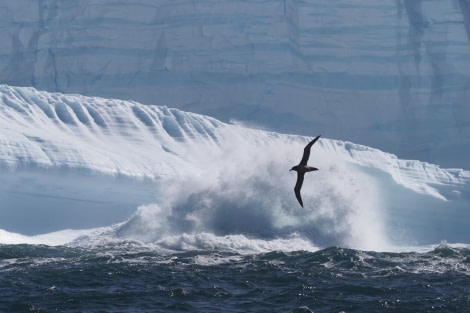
<box><xmin>112</xmin><ymin>139</ymin><xmax>390</xmax><ymax>251</ymax></box>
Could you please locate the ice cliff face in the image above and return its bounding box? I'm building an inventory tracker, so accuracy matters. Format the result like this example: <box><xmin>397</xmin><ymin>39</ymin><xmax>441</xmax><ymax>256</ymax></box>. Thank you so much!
<box><xmin>0</xmin><ymin>0</ymin><xmax>469</xmax><ymax>168</ymax></box>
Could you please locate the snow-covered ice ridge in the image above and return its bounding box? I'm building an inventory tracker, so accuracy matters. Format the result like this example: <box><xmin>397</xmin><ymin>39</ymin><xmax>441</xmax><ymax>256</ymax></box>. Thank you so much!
<box><xmin>0</xmin><ymin>84</ymin><xmax>224</xmax><ymax>178</ymax></box>
<box><xmin>1</xmin><ymin>85</ymin><xmax>470</xmax><ymax>247</ymax></box>
<box><xmin>1</xmin><ymin>85</ymin><xmax>468</xmax><ymax>199</ymax></box>
<box><xmin>1</xmin><ymin>1</ymin><xmax>470</xmax><ymax>168</ymax></box>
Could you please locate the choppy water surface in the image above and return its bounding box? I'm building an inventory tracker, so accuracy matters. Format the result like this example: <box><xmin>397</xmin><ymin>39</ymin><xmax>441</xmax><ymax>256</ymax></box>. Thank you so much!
<box><xmin>1</xmin><ymin>243</ymin><xmax>470</xmax><ymax>312</ymax></box>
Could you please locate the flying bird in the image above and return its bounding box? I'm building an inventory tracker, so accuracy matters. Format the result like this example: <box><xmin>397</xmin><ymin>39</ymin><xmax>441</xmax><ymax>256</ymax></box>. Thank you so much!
<box><xmin>290</xmin><ymin>135</ymin><xmax>321</xmax><ymax>207</ymax></box>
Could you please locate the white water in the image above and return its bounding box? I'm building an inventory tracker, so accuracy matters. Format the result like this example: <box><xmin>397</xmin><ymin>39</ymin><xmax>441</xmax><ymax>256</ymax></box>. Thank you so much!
<box><xmin>1</xmin><ymin>86</ymin><xmax>470</xmax><ymax>252</ymax></box>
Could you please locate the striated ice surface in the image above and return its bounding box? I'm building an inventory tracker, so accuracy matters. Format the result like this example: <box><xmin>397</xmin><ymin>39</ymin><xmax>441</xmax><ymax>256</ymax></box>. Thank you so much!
<box><xmin>0</xmin><ymin>1</ymin><xmax>469</xmax><ymax>167</ymax></box>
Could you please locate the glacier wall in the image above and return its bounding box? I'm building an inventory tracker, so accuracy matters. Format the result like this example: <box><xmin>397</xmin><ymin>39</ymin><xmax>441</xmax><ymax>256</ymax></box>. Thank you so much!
<box><xmin>1</xmin><ymin>85</ymin><xmax>470</xmax><ymax>248</ymax></box>
<box><xmin>0</xmin><ymin>1</ymin><xmax>469</xmax><ymax>168</ymax></box>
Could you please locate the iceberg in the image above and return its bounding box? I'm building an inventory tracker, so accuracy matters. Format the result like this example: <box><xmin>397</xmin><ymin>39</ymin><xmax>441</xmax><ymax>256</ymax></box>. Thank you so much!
<box><xmin>1</xmin><ymin>85</ymin><xmax>469</xmax><ymax>251</ymax></box>
<box><xmin>0</xmin><ymin>1</ymin><xmax>469</xmax><ymax>168</ymax></box>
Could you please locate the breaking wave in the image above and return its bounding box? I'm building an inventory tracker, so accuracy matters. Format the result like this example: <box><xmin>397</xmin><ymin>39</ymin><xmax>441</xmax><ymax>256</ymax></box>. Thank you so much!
<box><xmin>107</xmin><ymin>141</ymin><xmax>389</xmax><ymax>252</ymax></box>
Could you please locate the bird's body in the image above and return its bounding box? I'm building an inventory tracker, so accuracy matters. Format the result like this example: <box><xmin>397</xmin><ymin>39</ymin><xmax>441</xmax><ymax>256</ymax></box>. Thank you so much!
<box><xmin>290</xmin><ymin>135</ymin><xmax>321</xmax><ymax>207</ymax></box>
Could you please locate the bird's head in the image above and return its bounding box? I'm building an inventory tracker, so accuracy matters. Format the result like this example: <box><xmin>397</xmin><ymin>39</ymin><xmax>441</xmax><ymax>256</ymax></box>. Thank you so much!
<box><xmin>289</xmin><ymin>166</ymin><xmax>297</xmax><ymax>172</ymax></box>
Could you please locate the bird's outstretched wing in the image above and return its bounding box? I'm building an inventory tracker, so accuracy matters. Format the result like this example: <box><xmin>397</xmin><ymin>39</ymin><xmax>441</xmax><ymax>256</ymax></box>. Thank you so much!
<box><xmin>294</xmin><ymin>172</ymin><xmax>305</xmax><ymax>207</ymax></box>
<box><xmin>299</xmin><ymin>135</ymin><xmax>321</xmax><ymax>166</ymax></box>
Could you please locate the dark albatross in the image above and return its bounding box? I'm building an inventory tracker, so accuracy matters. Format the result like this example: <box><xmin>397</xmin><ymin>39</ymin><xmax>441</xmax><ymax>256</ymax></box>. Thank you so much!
<box><xmin>289</xmin><ymin>135</ymin><xmax>321</xmax><ymax>207</ymax></box>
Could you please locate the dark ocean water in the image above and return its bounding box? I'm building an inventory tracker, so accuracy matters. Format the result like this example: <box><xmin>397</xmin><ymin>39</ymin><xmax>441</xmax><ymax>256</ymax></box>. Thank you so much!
<box><xmin>1</xmin><ymin>243</ymin><xmax>470</xmax><ymax>313</ymax></box>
